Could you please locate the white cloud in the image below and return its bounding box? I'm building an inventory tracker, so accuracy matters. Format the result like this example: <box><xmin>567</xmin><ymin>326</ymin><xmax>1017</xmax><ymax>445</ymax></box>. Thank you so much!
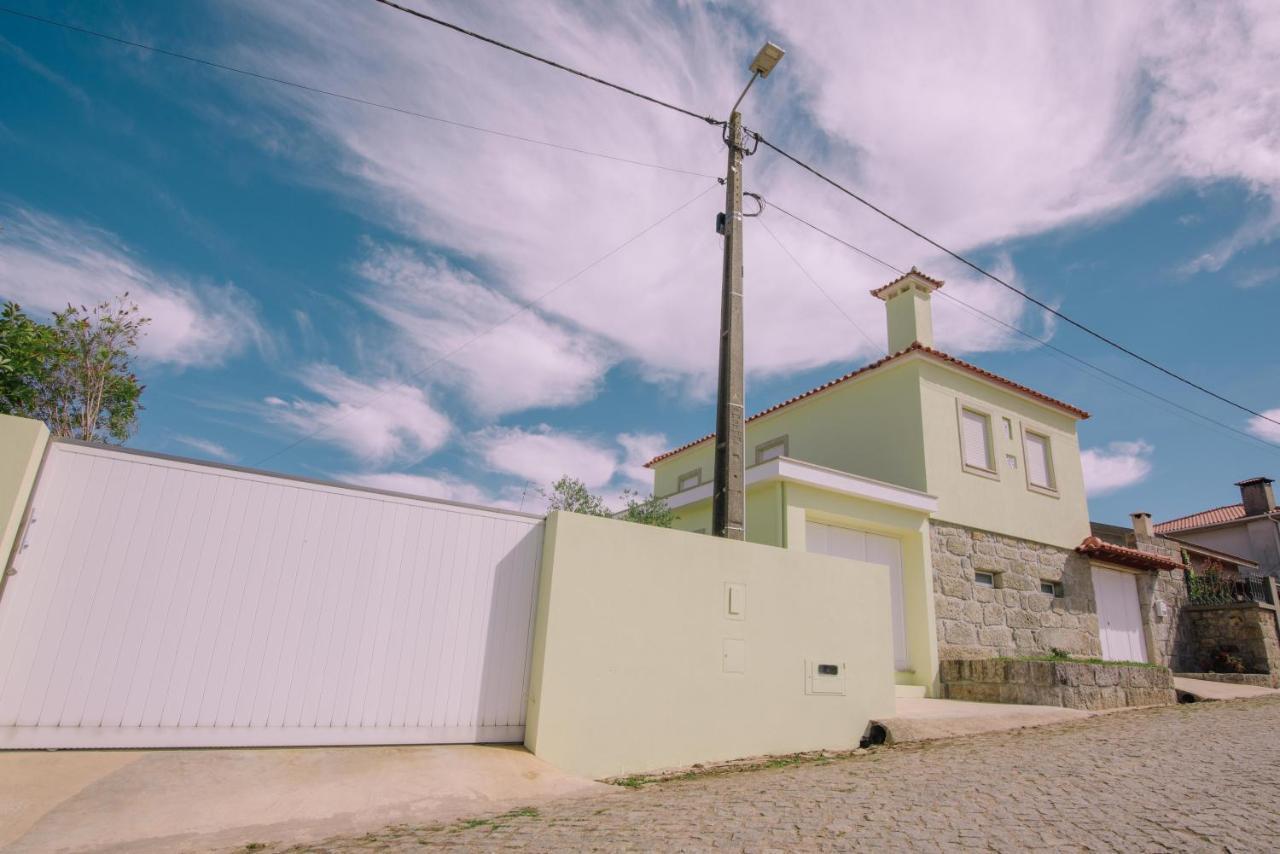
<box><xmin>0</xmin><ymin>206</ymin><xmax>263</xmax><ymax>368</ymax></box>
<box><xmin>340</xmin><ymin>470</ymin><xmax>491</xmax><ymax>506</ymax></box>
<box><xmin>1246</xmin><ymin>409</ymin><xmax>1280</xmax><ymax>443</ymax></box>
<box><xmin>475</xmin><ymin>425</ymin><xmax>619</xmax><ymax>490</ymax></box>
<box><xmin>215</xmin><ymin>1</ymin><xmax>1280</xmax><ymax>402</ymax></box>
<box><xmin>174</xmin><ymin>435</ymin><xmax>236</xmax><ymax>462</ymax></box>
<box><xmin>261</xmin><ymin>365</ymin><xmax>451</xmax><ymax>463</ymax></box>
<box><xmin>355</xmin><ymin>244</ymin><xmax>611</xmax><ymax>415</ymax></box>
<box><xmin>616</xmin><ymin>432</ymin><xmax>668</xmax><ymax>489</ymax></box>
<box><xmin>1081</xmin><ymin>439</ymin><xmax>1155</xmax><ymax>497</ymax></box>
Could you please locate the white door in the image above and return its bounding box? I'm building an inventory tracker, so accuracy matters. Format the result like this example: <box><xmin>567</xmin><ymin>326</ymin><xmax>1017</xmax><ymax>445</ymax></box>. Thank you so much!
<box><xmin>806</xmin><ymin>522</ymin><xmax>908</xmax><ymax>670</ymax></box>
<box><xmin>1090</xmin><ymin>566</ymin><xmax>1148</xmax><ymax>663</ymax></box>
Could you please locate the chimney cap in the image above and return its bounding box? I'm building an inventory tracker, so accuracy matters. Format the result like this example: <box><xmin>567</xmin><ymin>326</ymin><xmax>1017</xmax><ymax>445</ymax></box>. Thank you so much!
<box><xmin>870</xmin><ymin>267</ymin><xmax>945</xmax><ymax>301</ymax></box>
<box><xmin>1130</xmin><ymin>511</ymin><xmax>1152</xmax><ymax>518</ymax></box>
<box><xmin>1234</xmin><ymin>476</ymin><xmax>1274</xmax><ymax>487</ymax></box>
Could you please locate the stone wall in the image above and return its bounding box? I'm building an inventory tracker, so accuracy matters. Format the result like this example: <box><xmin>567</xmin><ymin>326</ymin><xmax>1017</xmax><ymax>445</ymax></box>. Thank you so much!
<box><xmin>1177</xmin><ymin>602</ymin><xmax>1280</xmax><ymax>688</ymax></box>
<box><xmin>940</xmin><ymin>658</ymin><xmax>1176</xmax><ymax>710</ymax></box>
<box><xmin>930</xmin><ymin>522</ymin><xmax>1100</xmax><ymax>659</ymax></box>
<box><xmin>1131</xmin><ymin>533</ymin><xmax>1188</xmax><ymax>669</ymax></box>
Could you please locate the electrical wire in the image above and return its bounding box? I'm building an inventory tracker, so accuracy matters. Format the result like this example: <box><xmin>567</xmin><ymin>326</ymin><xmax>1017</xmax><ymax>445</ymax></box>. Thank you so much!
<box><xmin>753</xmin><ymin>217</ymin><xmax>882</xmax><ymax>356</ymax></box>
<box><xmin>751</xmin><ymin>131</ymin><xmax>1280</xmax><ymax>430</ymax></box>
<box><xmin>370</xmin><ymin>0</ymin><xmax>721</xmax><ymax>126</ymax></box>
<box><xmin>251</xmin><ymin>181</ymin><xmax>719</xmax><ymax>466</ymax></box>
<box><xmin>765</xmin><ymin>199</ymin><xmax>1280</xmax><ymax>456</ymax></box>
<box><xmin>0</xmin><ymin>6</ymin><xmax>716</xmax><ymax>179</ymax></box>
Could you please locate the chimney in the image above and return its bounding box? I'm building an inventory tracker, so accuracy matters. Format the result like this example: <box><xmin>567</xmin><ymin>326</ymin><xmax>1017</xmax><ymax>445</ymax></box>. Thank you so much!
<box><xmin>1130</xmin><ymin>512</ymin><xmax>1154</xmax><ymax>539</ymax></box>
<box><xmin>870</xmin><ymin>268</ymin><xmax>943</xmax><ymax>352</ymax></box>
<box><xmin>1237</xmin><ymin>477</ymin><xmax>1277</xmax><ymax>516</ymax></box>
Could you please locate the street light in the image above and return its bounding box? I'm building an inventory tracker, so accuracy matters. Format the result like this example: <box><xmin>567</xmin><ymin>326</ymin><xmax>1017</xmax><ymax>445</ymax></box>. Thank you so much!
<box><xmin>712</xmin><ymin>42</ymin><xmax>784</xmax><ymax>541</ymax></box>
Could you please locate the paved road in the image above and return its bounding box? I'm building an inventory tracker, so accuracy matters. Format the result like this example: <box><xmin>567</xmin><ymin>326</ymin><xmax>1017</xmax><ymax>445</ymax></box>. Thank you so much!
<box><xmin>272</xmin><ymin>697</ymin><xmax>1280</xmax><ymax>852</ymax></box>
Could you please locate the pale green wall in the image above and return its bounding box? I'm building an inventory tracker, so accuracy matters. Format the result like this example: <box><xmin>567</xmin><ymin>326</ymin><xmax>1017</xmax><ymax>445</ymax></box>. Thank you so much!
<box><xmin>525</xmin><ymin>511</ymin><xmax>896</xmax><ymax>779</ymax></box>
<box><xmin>915</xmin><ymin>361</ymin><xmax>1090</xmax><ymax>549</ymax></box>
<box><xmin>653</xmin><ymin>360</ymin><xmax>927</xmax><ymax>497</ymax></box>
<box><xmin>0</xmin><ymin>416</ymin><xmax>49</xmax><ymax>570</ymax></box>
<box><xmin>671</xmin><ymin>480</ymin><xmax>784</xmax><ymax>547</ymax></box>
<box><xmin>886</xmin><ymin>287</ymin><xmax>934</xmax><ymax>351</ymax></box>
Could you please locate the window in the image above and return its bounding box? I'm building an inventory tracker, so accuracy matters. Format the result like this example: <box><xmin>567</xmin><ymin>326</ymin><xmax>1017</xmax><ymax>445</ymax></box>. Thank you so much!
<box><xmin>975</xmin><ymin>571</ymin><xmax>996</xmax><ymax>588</ymax></box>
<box><xmin>960</xmin><ymin>408</ymin><xmax>994</xmax><ymax>473</ymax></box>
<box><xmin>676</xmin><ymin>469</ymin><xmax>702</xmax><ymax>492</ymax></box>
<box><xmin>754</xmin><ymin>436</ymin><xmax>788</xmax><ymax>464</ymax></box>
<box><xmin>1040</xmin><ymin>581</ymin><xmax>1064</xmax><ymax>598</ymax></box>
<box><xmin>1005</xmin><ymin>454</ymin><xmax>1018</xmax><ymax>471</ymax></box>
<box><xmin>1002</xmin><ymin>417</ymin><xmax>1014</xmax><ymax>439</ymax></box>
<box><xmin>1023</xmin><ymin>431</ymin><xmax>1056</xmax><ymax>491</ymax></box>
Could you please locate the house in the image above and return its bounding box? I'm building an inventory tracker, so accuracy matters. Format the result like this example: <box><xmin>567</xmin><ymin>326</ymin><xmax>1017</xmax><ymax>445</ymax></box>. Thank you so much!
<box><xmin>1093</xmin><ymin>516</ymin><xmax>1258</xmax><ymax>579</ymax></box>
<box><xmin>647</xmin><ymin>269</ymin><xmax>1186</xmax><ymax>693</ymax></box>
<box><xmin>1154</xmin><ymin>477</ymin><xmax>1280</xmax><ymax>579</ymax></box>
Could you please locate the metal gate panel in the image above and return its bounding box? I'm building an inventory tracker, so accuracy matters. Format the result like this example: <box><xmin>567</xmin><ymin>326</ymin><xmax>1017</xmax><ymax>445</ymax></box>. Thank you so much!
<box><xmin>0</xmin><ymin>442</ymin><xmax>543</xmax><ymax>748</ymax></box>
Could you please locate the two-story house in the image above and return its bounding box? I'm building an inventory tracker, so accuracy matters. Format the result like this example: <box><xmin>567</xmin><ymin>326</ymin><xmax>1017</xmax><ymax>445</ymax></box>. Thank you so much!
<box><xmin>647</xmin><ymin>269</ymin><xmax>1182</xmax><ymax>694</ymax></box>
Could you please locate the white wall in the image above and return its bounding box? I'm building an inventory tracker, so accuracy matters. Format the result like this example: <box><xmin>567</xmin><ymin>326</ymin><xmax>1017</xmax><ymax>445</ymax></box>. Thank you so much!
<box><xmin>525</xmin><ymin>512</ymin><xmax>896</xmax><ymax>779</ymax></box>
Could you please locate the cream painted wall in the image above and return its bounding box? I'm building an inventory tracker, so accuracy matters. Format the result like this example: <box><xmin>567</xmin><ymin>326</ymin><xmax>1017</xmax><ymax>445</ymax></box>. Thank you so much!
<box><xmin>782</xmin><ymin>484</ymin><xmax>939</xmax><ymax>692</ymax></box>
<box><xmin>0</xmin><ymin>416</ymin><xmax>49</xmax><ymax>569</ymax></box>
<box><xmin>524</xmin><ymin>511</ymin><xmax>896</xmax><ymax>779</ymax></box>
<box><xmin>670</xmin><ymin>480</ymin><xmax>784</xmax><ymax>546</ymax></box>
<box><xmin>653</xmin><ymin>360</ymin><xmax>927</xmax><ymax>497</ymax></box>
<box><xmin>914</xmin><ymin>359</ymin><xmax>1090</xmax><ymax>549</ymax></box>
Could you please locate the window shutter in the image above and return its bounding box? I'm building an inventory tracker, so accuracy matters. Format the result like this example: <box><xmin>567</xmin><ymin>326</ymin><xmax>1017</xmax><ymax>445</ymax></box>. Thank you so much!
<box><xmin>961</xmin><ymin>409</ymin><xmax>991</xmax><ymax>470</ymax></box>
<box><xmin>1026</xmin><ymin>433</ymin><xmax>1053</xmax><ymax>488</ymax></box>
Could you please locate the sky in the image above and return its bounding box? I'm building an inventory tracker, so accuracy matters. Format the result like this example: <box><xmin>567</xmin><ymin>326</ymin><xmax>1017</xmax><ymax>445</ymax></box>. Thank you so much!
<box><xmin>1</xmin><ymin>0</ymin><xmax>1278</xmax><ymax>525</ymax></box>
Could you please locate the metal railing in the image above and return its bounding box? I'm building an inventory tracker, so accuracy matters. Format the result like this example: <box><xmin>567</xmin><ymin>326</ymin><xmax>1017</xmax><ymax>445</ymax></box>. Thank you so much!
<box><xmin>1186</xmin><ymin>570</ymin><xmax>1274</xmax><ymax>606</ymax></box>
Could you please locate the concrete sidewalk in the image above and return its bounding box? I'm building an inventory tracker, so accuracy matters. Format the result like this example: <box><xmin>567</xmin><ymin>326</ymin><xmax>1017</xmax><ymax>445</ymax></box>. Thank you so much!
<box><xmin>0</xmin><ymin>744</ymin><xmax>611</xmax><ymax>853</ymax></box>
<box><xmin>873</xmin><ymin>696</ymin><xmax>1094</xmax><ymax>743</ymax></box>
<box><xmin>1174</xmin><ymin>676</ymin><xmax>1280</xmax><ymax>702</ymax></box>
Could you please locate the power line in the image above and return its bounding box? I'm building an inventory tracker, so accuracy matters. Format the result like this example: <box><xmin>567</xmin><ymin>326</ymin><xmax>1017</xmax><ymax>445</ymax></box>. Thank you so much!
<box><xmin>751</xmin><ymin>131</ymin><xmax>1280</xmax><ymax>431</ymax></box>
<box><xmin>0</xmin><ymin>6</ymin><xmax>716</xmax><ymax>179</ymax></box>
<box><xmin>766</xmin><ymin>198</ymin><xmax>1280</xmax><ymax>456</ymax></box>
<box><xmin>370</xmin><ymin>0</ymin><xmax>721</xmax><ymax>126</ymax></box>
<box><xmin>252</xmin><ymin>181</ymin><xmax>719</xmax><ymax>466</ymax></box>
<box><xmin>753</xmin><ymin>216</ymin><xmax>882</xmax><ymax>356</ymax></box>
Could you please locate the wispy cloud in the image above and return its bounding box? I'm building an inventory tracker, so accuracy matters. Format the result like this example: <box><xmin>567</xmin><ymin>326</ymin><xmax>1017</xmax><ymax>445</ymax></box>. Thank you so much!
<box><xmin>174</xmin><ymin>435</ymin><xmax>236</xmax><ymax>462</ymax></box>
<box><xmin>1081</xmin><ymin>439</ymin><xmax>1155</xmax><ymax>497</ymax></box>
<box><xmin>475</xmin><ymin>425</ymin><xmax>619</xmax><ymax>490</ymax></box>
<box><xmin>261</xmin><ymin>365</ymin><xmax>451</xmax><ymax>463</ymax></box>
<box><xmin>1246</xmin><ymin>408</ymin><xmax>1280</xmax><ymax>443</ymax></box>
<box><xmin>0</xmin><ymin>206</ymin><xmax>264</xmax><ymax>368</ymax></box>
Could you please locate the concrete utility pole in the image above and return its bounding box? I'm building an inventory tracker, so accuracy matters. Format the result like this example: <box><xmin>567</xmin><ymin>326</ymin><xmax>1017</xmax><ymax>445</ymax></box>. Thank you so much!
<box><xmin>712</xmin><ymin>42</ymin><xmax>784</xmax><ymax>540</ymax></box>
<box><xmin>712</xmin><ymin>110</ymin><xmax>747</xmax><ymax>540</ymax></box>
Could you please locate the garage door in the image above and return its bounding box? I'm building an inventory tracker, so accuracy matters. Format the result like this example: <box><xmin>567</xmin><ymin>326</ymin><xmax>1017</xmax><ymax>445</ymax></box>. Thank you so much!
<box><xmin>805</xmin><ymin>521</ymin><xmax>908</xmax><ymax>670</ymax></box>
<box><xmin>0</xmin><ymin>441</ymin><xmax>544</xmax><ymax>749</ymax></box>
<box><xmin>1091</xmin><ymin>566</ymin><xmax>1148</xmax><ymax>663</ymax></box>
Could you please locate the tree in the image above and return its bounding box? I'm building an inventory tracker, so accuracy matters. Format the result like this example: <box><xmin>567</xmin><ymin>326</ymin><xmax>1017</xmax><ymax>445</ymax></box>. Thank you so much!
<box><xmin>0</xmin><ymin>297</ymin><xmax>149</xmax><ymax>443</ymax></box>
<box><xmin>541</xmin><ymin>476</ymin><xmax>674</xmax><ymax>527</ymax></box>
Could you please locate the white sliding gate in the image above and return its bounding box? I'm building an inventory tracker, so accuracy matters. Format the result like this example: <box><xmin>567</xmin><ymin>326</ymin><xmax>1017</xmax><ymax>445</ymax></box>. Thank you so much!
<box><xmin>0</xmin><ymin>441</ymin><xmax>544</xmax><ymax>749</ymax></box>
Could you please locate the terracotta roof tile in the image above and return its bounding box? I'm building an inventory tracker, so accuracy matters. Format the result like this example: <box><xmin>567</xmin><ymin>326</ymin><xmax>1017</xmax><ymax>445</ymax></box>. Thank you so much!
<box><xmin>645</xmin><ymin>342</ymin><xmax>1090</xmax><ymax>468</ymax></box>
<box><xmin>869</xmin><ymin>267</ymin><xmax>945</xmax><ymax>300</ymax></box>
<box><xmin>1153</xmin><ymin>504</ymin><xmax>1248</xmax><ymax>534</ymax></box>
<box><xmin>1076</xmin><ymin>536</ymin><xmax>1182</xmax><ymax>571</ymax></box>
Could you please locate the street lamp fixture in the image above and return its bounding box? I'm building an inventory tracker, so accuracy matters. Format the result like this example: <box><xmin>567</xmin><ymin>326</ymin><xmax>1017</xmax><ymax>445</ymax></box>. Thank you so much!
<box><xmin>732</xmin><ymin>41</ymin><xmax>786</xmax><ymax>113</ymax></box>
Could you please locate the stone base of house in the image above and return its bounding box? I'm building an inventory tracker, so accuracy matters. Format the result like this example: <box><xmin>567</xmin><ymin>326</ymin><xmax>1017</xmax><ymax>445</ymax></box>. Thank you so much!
<box><xmin>1174</xmin><ymin>671</ymin><xmax>1279</xmax><ymax>689</ymax></box>
<box><xmin>939</xmin><ymin>658</ymin><xmax>1176</xmax><ymax>711</ymax></box>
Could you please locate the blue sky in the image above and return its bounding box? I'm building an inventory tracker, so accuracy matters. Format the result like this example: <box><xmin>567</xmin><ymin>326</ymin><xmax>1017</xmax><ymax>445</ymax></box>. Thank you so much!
<box><xmin>1</xmin><ymin>0</ymin><xmax>1278</xmax><ymax>525</ymax></box>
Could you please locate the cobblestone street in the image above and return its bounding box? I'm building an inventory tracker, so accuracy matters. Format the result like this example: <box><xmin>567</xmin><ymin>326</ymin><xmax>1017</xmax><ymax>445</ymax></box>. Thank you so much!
<box><xmin>275</xmin><ymin>697</ymin><xmax>1280</xmax><ymax>852</ymax></box>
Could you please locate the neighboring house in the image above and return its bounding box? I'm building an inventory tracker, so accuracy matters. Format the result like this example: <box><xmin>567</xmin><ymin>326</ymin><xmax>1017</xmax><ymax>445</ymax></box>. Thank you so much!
<box><xmin>1094</xmin><ymin>517</ymin><xmax>1259</xmax><ymax>580</ymax></box>
<box><xmin>1154</xmin><ymin>477</ymin><xmax>1280</xmax><ymax>579</ymax></box>
<box><xmin>647</xmin><ymin>269</ymin><xmax>1185</xmax><ymax>693</ymax></box>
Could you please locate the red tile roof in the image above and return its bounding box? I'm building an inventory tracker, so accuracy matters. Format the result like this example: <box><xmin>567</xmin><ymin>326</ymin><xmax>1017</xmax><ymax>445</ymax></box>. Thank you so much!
<box><xmin>1153</xmin><ymin>504</ymin><xmax>1248</xmax><ymax>534</ymax></box>
<box><xmin>645</xmin><ymin>342</ymin><xmax>1090</xmax><ymax>468</ymax></box>
<box><xmin>1076</xmin><ymin>536</ymin><xmax>1183</xmax><ymax>571</ymax></box>
<box><xmin>869</xmin><ymin>267</ymin><xmax>945</xmax><ymax>300</ymax></box>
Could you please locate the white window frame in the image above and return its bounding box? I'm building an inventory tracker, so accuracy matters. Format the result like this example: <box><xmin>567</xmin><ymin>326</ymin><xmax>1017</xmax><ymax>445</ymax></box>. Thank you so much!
<box><xmin>676</xmin><ymin>468</ymin><xmax>703</xmax><ymax>493</ymax></box>
<box><xmin>974</xmin><ymin>570</ymin><xmax>997</xmax><ymax>588</ymax></box>
<box><xmin>956</xmin><ymin>402</ymin><xmax>998</xmax><ymax>479</ymax></box>
<box><xmin>754</xmin><ymin>435</ymin><xmax>789</xmax><ymax>465</ymax></box>
<box><xmin>1021</xmin><ymin>427</ymin><xmax>1058</xmax><ymax>496</ymax></box>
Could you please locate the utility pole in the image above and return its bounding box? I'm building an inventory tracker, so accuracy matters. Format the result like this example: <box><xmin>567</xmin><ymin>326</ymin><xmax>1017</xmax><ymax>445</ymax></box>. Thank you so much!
<box><xmin>712</xmin><ymin>43</ymin><xmax>784</xmax><ymax>540</ymax></box>
<box><xmin>712</xmin><ymin>109</ymin><xmax>746</xmax><ymax>540</ymax></box>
